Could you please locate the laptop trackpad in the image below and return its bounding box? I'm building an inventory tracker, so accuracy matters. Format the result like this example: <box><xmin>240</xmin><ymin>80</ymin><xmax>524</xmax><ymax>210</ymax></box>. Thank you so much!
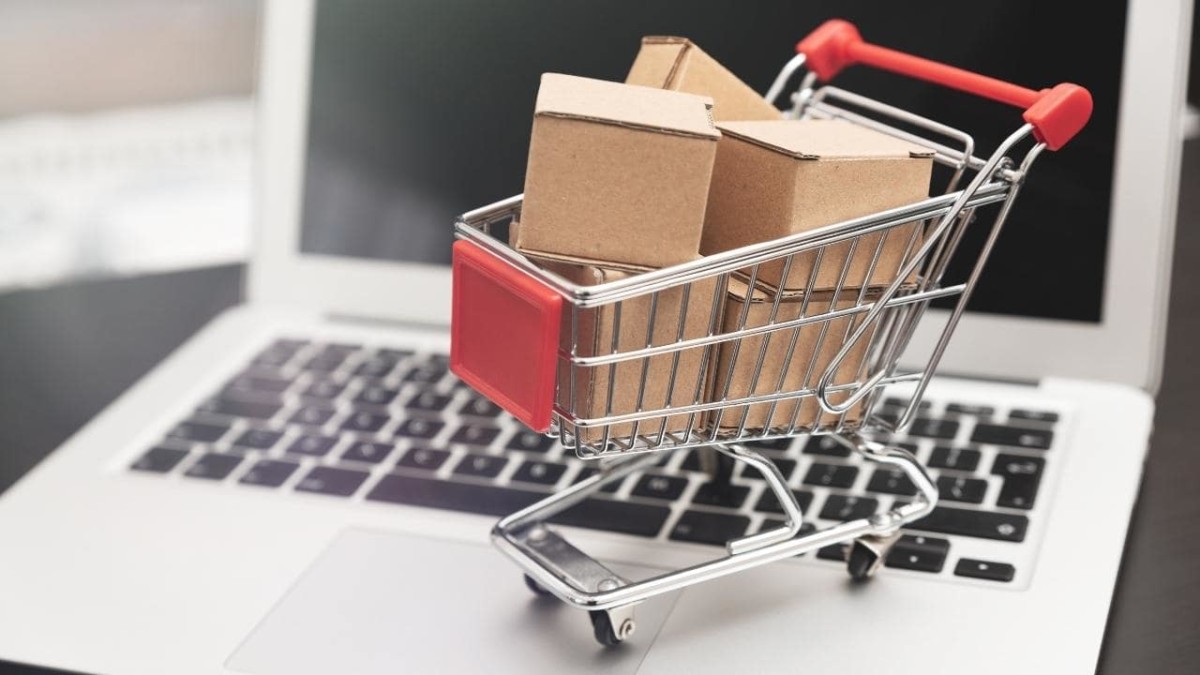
<box><xmin>227</xmin><ymin>528</ymin><xmax>678</xmax><ymax>674</ymax></box>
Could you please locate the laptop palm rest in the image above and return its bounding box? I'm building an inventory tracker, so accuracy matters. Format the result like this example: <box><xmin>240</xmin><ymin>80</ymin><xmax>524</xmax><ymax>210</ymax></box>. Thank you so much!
<box><xmin>227</xmin><ymin>528</ymin><xmax>680</xmax><ymax>674</ymax></box>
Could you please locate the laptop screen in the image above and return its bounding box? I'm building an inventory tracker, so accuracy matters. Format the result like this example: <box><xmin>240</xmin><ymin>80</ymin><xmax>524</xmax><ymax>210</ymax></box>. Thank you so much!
<box><xmin>297</xmin><ymin>0</ymin><xmax>1126</xmax><ymax>324</ymax></box>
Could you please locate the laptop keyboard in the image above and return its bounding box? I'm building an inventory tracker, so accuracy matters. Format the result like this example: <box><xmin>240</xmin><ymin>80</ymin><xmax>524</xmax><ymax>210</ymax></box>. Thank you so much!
<box><xmin>130</xmin><ymin>338</ymin><xmax>1061</xmax><ymax>586</ymax></box>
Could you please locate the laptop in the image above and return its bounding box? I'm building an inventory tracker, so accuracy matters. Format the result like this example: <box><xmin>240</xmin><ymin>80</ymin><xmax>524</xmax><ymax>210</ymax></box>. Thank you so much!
<box><xmin>0</xmin><ymin>0</ymin><xmax>1188</xmax><ymax>672</ymax></box>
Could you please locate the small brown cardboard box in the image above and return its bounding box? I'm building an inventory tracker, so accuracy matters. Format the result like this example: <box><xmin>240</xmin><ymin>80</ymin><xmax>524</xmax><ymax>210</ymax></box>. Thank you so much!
<box><xmin>531</xmin><ymin>254</ymin><xmax>722</xmax><ymax>445</ymax></box>
<box><xmin>708</xmin><ymin>279</ymin><xmax>876</xmax><ymax>433</ymax></box>
<box><xmin>515</xmin><ymin>73</ymin><xmax>720</xmax><ymax>269</ymax></box>
<box><xmin>625</xmin><ymin>36</ymin><xmax>781</xmax><ymax>122</ymax></box>
<box><xmin>701</xmin><ymin>119</ymin><xmax>934</xmax><ymax>292</ymax></box>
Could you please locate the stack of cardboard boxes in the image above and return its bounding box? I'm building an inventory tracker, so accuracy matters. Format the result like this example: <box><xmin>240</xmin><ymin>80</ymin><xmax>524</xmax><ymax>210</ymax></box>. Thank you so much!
<box><xmin>511</xmin><ymin>38</ymin><xmax>933</xmax><ymax>442</ymax></box>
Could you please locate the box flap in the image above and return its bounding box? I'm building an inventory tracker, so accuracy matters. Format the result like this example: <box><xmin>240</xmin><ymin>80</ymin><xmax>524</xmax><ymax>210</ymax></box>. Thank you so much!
<box><xmin>727</xmin><ymin>275</ymin><xmax>894</xmax><ymax>303</ymax></box>
<box><xmin>717</xmin><ymin>119</ymin><xmax>933</xmax><ymax>160</ymax></box>
<box><xmin>625</xmin><ymin>37</ymin><xmax>692</xmax><ymax>90</ymax></box>
<box><xmin>535</xmin><ymin>73</ymin><xmax>719</xmax><ymax>140</ymax></box>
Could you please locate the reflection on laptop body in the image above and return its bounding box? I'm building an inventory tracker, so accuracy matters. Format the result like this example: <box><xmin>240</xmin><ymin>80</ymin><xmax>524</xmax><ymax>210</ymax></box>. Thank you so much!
<box><xmin>0</xmin><ymin>1</ymin><xmax>1188</xmax><ymax>674</ymax></box>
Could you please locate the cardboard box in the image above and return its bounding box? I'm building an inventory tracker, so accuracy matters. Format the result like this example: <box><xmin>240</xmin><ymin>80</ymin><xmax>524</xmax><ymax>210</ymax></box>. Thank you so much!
<box><xmin>701</xmin><ymin>119</ymin><xmax>934</xmax><ymax>292</ymax></box>
<box><xmin>532</xmin><ymin>255</ymin><xmax>722</xmax><ymax>445</ymax></box>
<box><xmin>515</xmin><ymin>73</ymin><xmax>720</xmax><ymax>269</ymax></box>
<box><xmin>707</xmin><ymin>279</ymin><xmax>877</xmax><ymax>433</ymax></box>
<box><xmin>625</xmin><ymin>37</ymin><xmax>781</xmax><ymax>122</ymax></box>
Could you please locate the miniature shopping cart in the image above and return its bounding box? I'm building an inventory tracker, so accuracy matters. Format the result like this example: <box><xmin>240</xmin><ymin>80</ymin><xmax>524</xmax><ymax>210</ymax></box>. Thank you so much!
<box><xmin>450</xmin><ymin>20</ymin><xmax>1091</xmax><ymax>646</ymax></box>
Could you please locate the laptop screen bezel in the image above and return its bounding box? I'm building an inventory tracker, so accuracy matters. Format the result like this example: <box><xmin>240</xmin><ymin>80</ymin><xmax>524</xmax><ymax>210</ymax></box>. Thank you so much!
<box><xmin>250</xmin><ymin>0</ymin><xmax>1189</xmax><ymax>393</ymax></box>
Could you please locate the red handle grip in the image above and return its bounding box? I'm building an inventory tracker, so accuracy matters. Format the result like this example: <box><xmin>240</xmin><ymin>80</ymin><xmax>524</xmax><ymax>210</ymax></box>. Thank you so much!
<box><xmin>796</xmin><ymin>19</ymin><xmax>1092</xmax><ymax>151</ymax></box>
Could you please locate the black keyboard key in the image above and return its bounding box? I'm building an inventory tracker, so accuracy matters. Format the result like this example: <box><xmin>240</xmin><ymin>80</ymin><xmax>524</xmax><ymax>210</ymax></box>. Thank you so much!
<box><xmin>453</xmin><ymin>454</ymin><xmax>508</xmax><ymax>479</ymax></box>
<box><xmin>945</xmin><ymin>403</ymin><xmax>995</xmax><ymax>417</ymax></box>
<box><xmin>225</xmin><ymin>373</ymin><xmax>291</xmax><ymax>396</ymax></box>
<box><xmin>252</xmin><ymin>340</ymin><xmax>304</xmax><ymax>367</ymax></box>
<box><xmin>551</xmin><ymin>498</ymin><xmax>670</xmax><ymax>538</ymax></box>
<box><xmin>928</xmin><ymin>446</ymin><xmax>981</xmax><ymax>472</ymax></box>
<box><xmin>884</xmin><ymin>397</ymin><xmax>930</xmax><ymax>410</ymax></box>
<box><xmin>131</xmin><ymin>446</ymin><xmax>189</xmax><ymax>473</ymax></box>
<box><xmin>680</xmin><ymin>451</ymin><xmax>707</xmax><ymax>473</ymax></box>
<box><xmin>936</xmin><ymin>475</ymin><xmax>988</xmax><ymax>504</ymax></box>
<box><xmin>239</xmin><ymin>459</ymin><xmax>299</xmax><ymax>487</ymax></box>
<box><xmin>742</xmin><ymin>457</ymin><xmax>796</xmax><ymax>481</ymax></box>
<box><xmin>295</xmin><ymin>466</ymin><xmax>370</xmax><ymax>497</ymax></box>
<box><xmin>378</xmin><ymin>348</ymin><xmax>414</xmax><ymax>361</ymax></box>
<box><xmin>972</xmin><ymin>423</ymin><xmax>1053</xmax><ymax>450</ymax></box>
<box><xmin>396</xmin><ymin>446</ymin><xmax>450</xmax><ymax>471</ymax></box>
<box><xmin>403</xmin><ymin>363</ymin><xmax>448</xmax><ymax>384</ymax></box>
<box><xmin>367</xmin><ymin>475</ymin><xmax>546</xmax><ymax>517</ymax></box>
<box><xmin>393</xmin><ymin>417</ymin><xmax>444</xmax><ymax>440</ymax></box>
<box><xmin>954</xmin><ymin>558</ymin><xmax>1016</xmax><ymax>582</ymax></box>
<box><xmin>803</xmin><ymin>436</ymin><xmax>851</xmax><ymax>457</ymax></box>
<box><xmin>342</xmin><ymin>441</ymin><xmax>394</xmax><ymax>464</ymax></box>
<box><xmin>341</xmin><ymin>411</ymin><xmax>390</xmax><ymax>433</ymax></box>
<box><xmin>691</xmin><ymin>481</ymin><xmax>751</xmax><ymax>509</ymax></box>
<box><xmin>449</xmin><ymin>424</ymin><xmax>501</xmax><ymax>448</ymax></box>
<box><xmin>819</xmin><ymin>495</ymin><xmax>878</xmax><ymax>521</ymax></box>
<box><xmin>355</xmin><ymin>384</ymin><xmax>400</xmax><ymax>406</ymax></box>
<box><xmin>406</xmin><ymin>391</ymin><xmax>452</xmax><ymax>413</ymax></box>
<box><xmin>302</xmin><ymin>380</ymin><xmax>345</xmax><ymax>400</ymax></box>
<box><xmin>572</xmin><ymin>467</ymin><xmax>623</xmax><ymax>493</ymax></box>
<box><xmin>817</xmin><ymin>543</ymin><xmax>848</xmax><ymax>561</ymax></box>
<box><xmin>505</xmin><ymin>430</ymin><xmax>558</xmax><ymax>454</ymax></box>
<box><xmin>286</xmin><ymin>434</ymin><xmax>337</xmax><ymax>457</ymax></box>
<box><xmin>459</xmin><ymin>397</ymin><xmax>503</xmax><ymax>418</ymax></box>
<box><xmin>303</xmin><ymin>354</ymin><xmax>346</xmax><ymax>373</ymax></box>
<box><xmin>991</xmin><ymin>453</ymin><xmax>1045</xmax><ymax>479</ymax></box>
<box><xmin>907</xmin><ymin>418</ymin><xmax>959</xmax><ymax>440</ymax></box>
<box><xmin>199</xmin><ymin>398</ymin><xmax>282</xmax><ymax>420</ymax></box>
<box><xmin>744</xmin><ymin>437</ymin><xmax>793</xmax><ymax>451</ymax></box>
<box><xmin>183</xmin><ymin>453</ymin><xmax>241</xmax><ymax>480</ymax></box>
<box><xmin>1009</xmin><ymin>409</ymin><xmax>1059</xmax><ymax>424</ymax></box>
<box><xmin>884</xmin><ymin>534</ymin><xmax>950</xmax><ymax>573</ymax></box>
<box><xmin>354</xmin><ymin>355</ymin><xmax>399</xmax><ymax>378</ymax></box>
<box><xmin>803</xmin><ymin>463</ymin><xmax>859</xmax><ymax>489</ymax></box>
<box><xmin>866</xmin><ymin>468</ymin><xmax>918</xmax><ymax>496</ymax></box>
<box><xmin>908</xmin><ymin>506</ymin><xmax>1028</xmax><ymax>542</ymax></box>
<box><xmin>991</xmin><ymin>454</ymin><xmax>1045</xmax><ymax>509</ymax></box>
<box><xmin>511</xmin><ymin>460</ymin><xmax>568</xmax><ymax>486</ymax></box>
<box><xmin>755</xmin><ymin>489</ymin><xmax>814</xmax><ymax>515</ymax></box>
<box><xmin>167</xmin><ymin>420</ymin><xmax>229</xmax><ymax>443</ymax></box>
<box><xmin>630</xmin><ymin>474</ymin><xmax>688</xmax><ymax>501</ymax></box>
<box><xmin>669</xmin><ymin>511</ymin><xmax>750</xmax><ymax>546</ymax></box>
<box><xmin>231</xmin><ymin>428</ymin><xmax>283</xmax><ymax>451</ymax></box>
<box><xmin>289</xmin><ymin>405</ymin><xmax>336</xmax><ymax>427</ymax></box>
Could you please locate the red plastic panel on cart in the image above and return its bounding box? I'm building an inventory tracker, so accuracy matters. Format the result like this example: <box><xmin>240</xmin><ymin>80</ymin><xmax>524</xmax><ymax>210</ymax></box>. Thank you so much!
<box><xmin>451</xmin><ymin>240</ymin><xmax>562</xmax><ymax>432</ymax></box>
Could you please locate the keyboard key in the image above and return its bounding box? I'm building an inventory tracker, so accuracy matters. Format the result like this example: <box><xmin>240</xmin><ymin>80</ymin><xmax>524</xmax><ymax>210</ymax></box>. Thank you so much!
<box><xmin>511</xmin><ymin>460</ymin><xmax>568</xmax><ymax>486</ymax></box>
<box><xmin>691</xmin><ymin>481</ymin><xmax>751</xmax><ymax>509</ymax></box>
<box><xmin>367</xmin><ymin>474</ymin><xmax>546</xmax><ymax>517</ymax></box>
<box><xmin>289</xmin><ymin>405</ymin><xmax>336</xmax><ymax>427</ymax></box>
<box><xmin>945</xmin><ymin>403</ymin><xmax>995</xmax><ymax>417</ymax></box>
<box><xmin>572</xmin><ymin>467</ymin><xmax>623</xmax><ymax>493</ymax></box>
<box><xmin>303</xmin><ymin>354</ymin><xmax>346</xmax><ymax>373</ymax></box>
<box><xmin>131</xmin><ymin>447</ymin><xmax>189</xmax><ymax>473</ymax></box>
<box><xmin>907</xmin><ymin>418</ymin><xmax>959</xmax><ymax>440</ymax></box>
<box><xmin>743</xmin><ymin>437</ymin><xmax>793</xmax><ymax>451</ymax></box>
<box><xmin>453</xmin><ymin>454</ymin><xmax>508</xmax><ymax>479</ymax></box>
<box><xmin>817</xmin><ymin>543</ymin><xmax>848</xmax><ymax>561</ymax></box>
<box><xmin>231</xmin><ymin>428</ymin><xmax>283</xmax><ymax>451</ymax></box>
<box><xmin>459</xmin><ymin>397</ymin><xmax>503</xmax><ymax>418</ymax></box>
<box><xmin>378</xmin><ymin>348</ymin><xmax>414</xmax><ymax>361</ymax></box>
<box><xmin>741</xmin><ymin>457</ymin><xmax>796</xmax><ymax>481</ymax></box>
<box><xmin>884</xmin><ymin>397</ymin><xmax>930</xmax><ymax>410</ymax></box>
<box><xmin>396</xmin><ymin>446</ymin><xmax>450</xmax><ymax>471</ymax></box>
<box><xmin>449</xmin><ymin>424</ymin><xmax>501</xmax><ymax>448</ymax></box>
<box><xmin>295</xmin><ymin>466</ymin><xmax>370</xmax><ymax>497</ymax></box>
<box><xmin>301</xmin><ymin>380</ymin><xmax>345</xmax><ymax>400</ymax></box>
<box><xmin>954</xmin><ymin>558</ymin><xmax>1016</xmax><ymax>582</ymax></box>
<box><xmin>341</xmin><ymin>411</ymin><xmax>390</xmax><ymax>433</ymax></box>
<box><xmin>927</xmin><ymin>446</ymin><xmax>981</xmax><ymax>472</ymax></box>
<box><xmin>803</xmin><ymin>436</ymin><xmax>851</xmax><ymax>457</ymax></box>
<box><xmin>252</xmin><ymin>340</ymin><xmax>304</xmax><ymax>367</ymax></box>
<box><xmin>630</xmin><ymin>474</ymin><xmax>688</xmax><ymax>501</ymax></box>
<box><xmin>936</xmin><ymin>475</ymin><xmax>988</xmax><ymax>504</ymax></box>
<box><xmin>355</xmin><ymin>384</ymin><xmax>400</xmax><ymax>406</ymax></box>
<box><xmin>992</xmin><ymin>453</ymin><xmax>1045</xmax><ymax>509</ymax></box>
<box><xmin>819</xmin><ymin>495</ymin><xmax>878</xmax><ymax>521</ymax></box>
<box><xmin>908</xmin><ymin>506</ymin><xmax>1029</xmax><ymax>542</ymax></box>
<box><xmin>505</xmin><ymin>430</ymin><xmax>557</xmax><ymax>454</ymax></box>
<box><xmin>354</xmin><ymin>355</ymin><xmax>399</xmax><ymax>378</ymax></box>
<box><xmin>167</xmin><ymin>420</ymin><xmax>229</xmax><ymax>443</ymax></box>
<box><xmin>406</xmin><ymin>391</ymin><xmax>452</xmax><ymax>413</ymax></box>
<box><xmin>403</xmin><ymin>363</ymin><xmax>448</xmax><ymax>384</ymax></box>
<box><xmin>884</xmin><ymin>534</ymin><xmax>950</xmax><ymax>573</ymax></box>
<box><xmin>991</xmin><ymin>453</ymin><xmax>1045</xmax><ymax>479</ymax></box>
<box><xmin>551</xmin><ymin>498</ymin><xmax>670</xmax><ymax>538</ymax></box>
<box><xmin>755</xmin><ymin>489</ymin><xmax>815</xmax><ymax>515</ymax></box>
<box><xmin>199</xmin><ymin>397</ymin><xmax>282</xmax><ymax>420</ymax></box>
<box><xmin>183</xmin><ymin>453</ymin><xmax>242</xmax><ymax>480</ymax></box>
<box><xmin>680</xmin><ymin>451</ymin><xmax>708</xmax><ymax>473</ymax></box>
<box><xmin>803</xmin><ymin>463</ymin><xmax>858</xmax><ymax>489</ymax></box>
<box><xmin>342</xmin><ymin>441</ymin><xmax>394</xmax><ymax>464</ymax></box>
<box><xmin>758</xmin><ymin>519</ymin><xmax>816</xmax><ymax>537</ymax></box>
<box><xmin>393</xmin><ymin>417</ymin><xmax>444</xmax><ymax>440</ymax></box>
<box><xmin>239</xmin><ymin>459</ymin><xmax>299</xmax><ymax>487</ymax></box>
<box><xmin>669</xmin><ymin>511</ymin><xmax>750</xmax><ymax>546</ymax></box>
<box><xmin>1009</xmin><ymin>409</ymin><xmax>1059</xmax><ymax>424</ymax></box>
<box><xmin>972</xmin><ymin>423</ymin><xmax>1053</xmax><ymax>450</ymax></box>
<box><xmin>286</xmin><ymin>434</ymin><xmax>338</xmax><ymax>457</ymax></box>
<box><xmin>225</xmin><ymin>373</ymin><xmax>291</xmax><ymax>396</ymax></box>
<box><xmin>866</xmin><ymin>468</ymin><xmax>918</xmax><ymax>496</ymax></box>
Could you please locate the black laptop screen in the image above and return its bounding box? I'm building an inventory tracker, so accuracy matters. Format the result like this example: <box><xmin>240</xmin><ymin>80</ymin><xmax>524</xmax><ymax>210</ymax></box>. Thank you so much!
<box><xmin>297</xmin><ymin>0</ymin><xmax>1126</xmax><ymax>324</ymax></box>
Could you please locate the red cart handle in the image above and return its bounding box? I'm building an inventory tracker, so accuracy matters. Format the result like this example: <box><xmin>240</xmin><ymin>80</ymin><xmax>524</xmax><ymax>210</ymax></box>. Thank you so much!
<box><xmin>796</xmin><ymin>19</ymin><xmax>1091</xmax><ymax>151</ymax></box>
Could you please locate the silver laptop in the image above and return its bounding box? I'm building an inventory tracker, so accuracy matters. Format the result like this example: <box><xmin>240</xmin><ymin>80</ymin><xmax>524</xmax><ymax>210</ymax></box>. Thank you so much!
<box><xmin>0</xmin><ymin>1</ymin><xmax>1189</xmax><ymax>673</ymax></box>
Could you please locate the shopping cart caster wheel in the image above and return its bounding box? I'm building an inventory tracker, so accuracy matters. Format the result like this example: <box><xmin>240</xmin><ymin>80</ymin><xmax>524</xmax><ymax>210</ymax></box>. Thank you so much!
<box><xmin>846</xmin><ymin>540</ymin><xmax>883</xmax><ymax>581</ymax></box>
<box><xmin>524</xmin><ymin>574</ymin><xmax>552</xmax><ymax>597</ymax></box>
<box><xmin>589</xmin><ymin>610</ymin><xmax>633</xmax><ymax>646</ymax></box>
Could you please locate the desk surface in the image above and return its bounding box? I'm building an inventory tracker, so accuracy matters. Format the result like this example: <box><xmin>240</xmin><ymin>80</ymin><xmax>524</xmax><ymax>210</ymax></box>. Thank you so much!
<box><xmin>2</xmin><ymin>145</ymin><xmax>1198</xmax><ymax>673</ymax></box>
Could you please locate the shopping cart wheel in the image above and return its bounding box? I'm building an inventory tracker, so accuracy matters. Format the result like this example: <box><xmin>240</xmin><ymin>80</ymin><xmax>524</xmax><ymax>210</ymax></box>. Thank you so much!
<box><xmin>524</xmin><ymin>574</ymin><xmax>552</xmax><ymax>597</ymax></box>
<box><xmin>589</xmin><ymin>610</ymin><xmax>627</xmax><ymax>646</ymax></box>
<box><xmin>846</xmin><ymin>532</ymin><xmax>900</xmax><ymax>580</ymax></box>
